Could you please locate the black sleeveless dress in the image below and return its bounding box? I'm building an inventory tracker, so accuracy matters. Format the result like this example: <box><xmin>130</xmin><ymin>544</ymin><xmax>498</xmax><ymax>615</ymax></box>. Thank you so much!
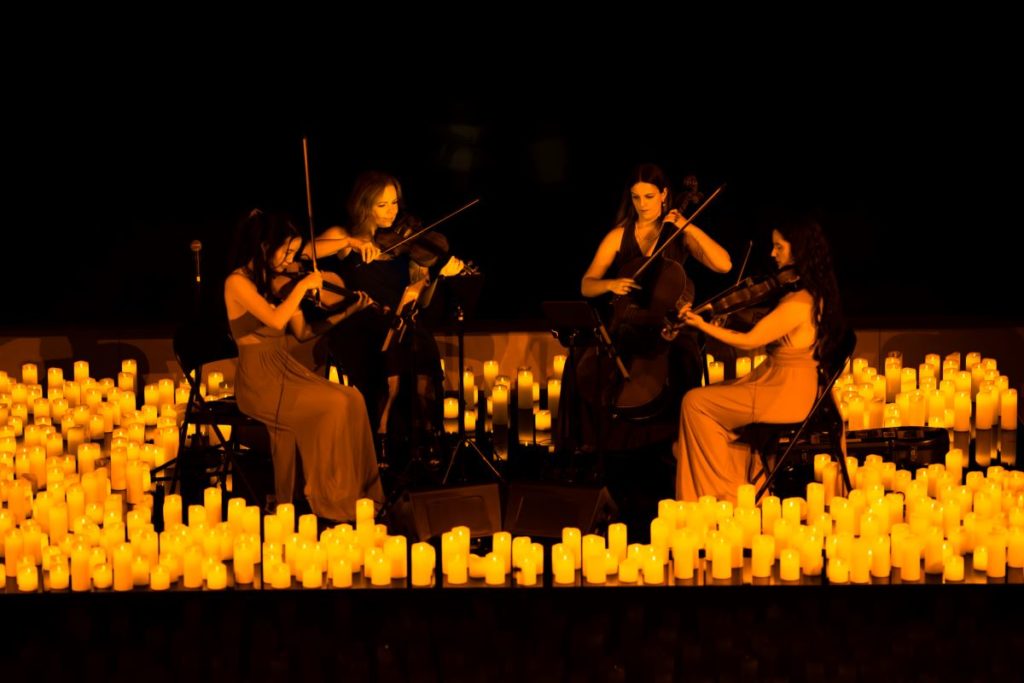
<box><xmin>558</xmin><ymin>224</ymin><xmax>704</xmax><ymax>454</ymax></box>
<box><xmin>320</xmin><ymin>248</ymin><xmax>444</xmax><ymax>434</ymax></box>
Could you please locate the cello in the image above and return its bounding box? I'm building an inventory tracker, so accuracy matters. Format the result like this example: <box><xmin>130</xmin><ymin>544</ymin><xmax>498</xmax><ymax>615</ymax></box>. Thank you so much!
<box><xmin>599</xmin><ymin>185</ymin><xmax>725</xmax><ymax>419</ymax></box>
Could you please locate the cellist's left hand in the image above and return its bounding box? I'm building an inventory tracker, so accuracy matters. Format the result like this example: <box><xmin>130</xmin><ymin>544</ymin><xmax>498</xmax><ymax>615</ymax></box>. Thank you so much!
<box><xmin>664</xmin><ymin>210</ymin><xmax>691</xmax><ymax>233</ymax></box>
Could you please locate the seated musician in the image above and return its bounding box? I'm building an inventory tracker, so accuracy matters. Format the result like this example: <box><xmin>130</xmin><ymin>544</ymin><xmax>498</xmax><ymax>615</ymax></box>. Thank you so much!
<box><xmin>565</xmin><ymin>163</ymin><xmax>731</xmax><ymax>454</ymax></box>
<box><xmin>224</xmin><ymin>208</ymin><xmax>382</xmax><ymax>522</ymax></box>
<box><xmin>672</xmin><ymin>213</ymin><xmax>844</xmax><ymax>502</ymax></box>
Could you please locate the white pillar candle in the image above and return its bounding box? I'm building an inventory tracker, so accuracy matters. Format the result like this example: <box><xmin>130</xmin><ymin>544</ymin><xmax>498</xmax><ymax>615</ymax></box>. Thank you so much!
<box><xmin>1001</xmin><ymin>389</ymin><xmax>1018</xmax><ymax>430</ymax></box>
<box><xmin>552</xmin><ymin>354</ymin><xmax>567</xmax><ymax>380</ymax></box>
<box><xmin>953</xmin><ymin>392</ymin><xmax>972</xmax><ymax>432</ymax></box>
<box><xmin>534</xmin><ymin>409</ymin><xmax>551</xmax><ymax>432</ymax></box>
<box><xmin>547</xmin><ymin>379</ymin><xmax>561</xmax><ymax>418</ymax></box>
<box><xmin>735</xmin><ymin>357</ymin><xmax>752</xmax><ymax>378</ymax></box>
<box><xmin>443</xmin><ymin>397</ymin><xmax>459</xmax><ymax>420</ymax></box>
<box><xmin>751</xmin><ymin>534</ymin><xmax>775</xmax><ymax>578</ymax></box>
<box><xmin>708</xmin><ymin>361</ymin><xmax>725</xmax><ymax>385</ymax></box>
<box><xmin>516</xmin><ymin>368</ymin><xmax>533</xmax><ymax>409</ymax></box>
<box><xmin>22</xmin><ymin>363</ymin><xmax>39</xmax><ymax>386</ymax></box>
<box><xmin>975</xmin><ymin>388</ymin><xmax>996</xmax><ymax>430</ymax></box>
<box><xmin>483</xmin><ymin>360</ymin><xmax>499</xmax><ymax>389</ymax></box>
<box><xmin>491</xmin><ymin>385</ymin><xmax>509</xmax><ymax>427</ymax></box>
<box><xmin>779</xmin><ymin>549</ymin><xmax>800</xmax><ymax>581</ymax></box>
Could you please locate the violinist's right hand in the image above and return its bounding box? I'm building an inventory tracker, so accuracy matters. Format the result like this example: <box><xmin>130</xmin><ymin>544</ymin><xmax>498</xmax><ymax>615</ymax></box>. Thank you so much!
<box><xmin>348</xmin><ymin>237</ymin><xmax>381</xmax><ymax>263</ymax></box>
<box><xmin>301</xmin><ymin>270</ymin><xmax>324</xmax><ymax>294</ymax></box>
<box><xmin>607</xmin><ymin>278</ymin><xmax>641</xmax><ymax>296</ymax></box>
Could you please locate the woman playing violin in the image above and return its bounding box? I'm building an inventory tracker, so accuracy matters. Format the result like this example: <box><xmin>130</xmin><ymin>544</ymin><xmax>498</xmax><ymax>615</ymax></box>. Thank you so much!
<box><xmin>305</xmin><ymin>171</ymin><xmax>450</xmax><ymax>455</ymax></box>
<box><xmin>224</xmin><ymin>208</ymin><xmax>382</xmax><ymax>522</ymax></box>
<box><xmin>568</xmin><ymin>163</ymin><xmax>731</xmax><ymax>453</ymax></box>
<box><xmin>674</xmin><ymin>213</ymin><xmax>844</xmax><ymax>503</ymax></box>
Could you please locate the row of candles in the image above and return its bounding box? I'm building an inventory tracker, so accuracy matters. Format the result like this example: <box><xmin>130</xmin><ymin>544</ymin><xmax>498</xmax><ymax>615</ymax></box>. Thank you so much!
<box><xmin>439</xmin><ymin>356</ymin><xmax>567</xmax><ymax>435</ymax></box>
<box><xmin>3</xmin><ymin>445</ymin><xmax>1023</xmax><ymax>591</ymax></box>
<box><xmin>2</xmin><ymin>352</ymin><xmax>1022</xmax><ymax>592</ymax></box>
<box><xmin>838</xmin><ymin>351</ymin><xmax>1018</xmax><ymax>432</ymax></box>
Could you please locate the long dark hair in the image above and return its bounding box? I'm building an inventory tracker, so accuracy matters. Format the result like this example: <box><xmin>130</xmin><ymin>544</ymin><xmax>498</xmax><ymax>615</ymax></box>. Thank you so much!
<box><xmin>227</xmin><ymin>208</ymin><xmax>300</xmax><ymax>299</ymax></box>
<box><xmin>346</xmin><ymin>170</ymin><xmax>404</xmax><ymax>238</ymax></box>
<box><xmin>775</xmin><ymin>214</ymin><xmax>845</xmax><ymax>368</ymax></box>
<box><xmin>614</xmin><ymin>163</ymin><xmax>672</xmax><ymax>230</ymax></box>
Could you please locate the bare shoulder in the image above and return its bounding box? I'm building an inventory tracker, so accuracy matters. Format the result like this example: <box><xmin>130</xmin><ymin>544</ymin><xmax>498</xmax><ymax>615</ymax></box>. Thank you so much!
<box><xmin>600</xmin><ymin>226</ymin><xmax>626</xmax><ymax>250</ymax></box>
<box><xmin>779</xmin><ymin>289</ymin><xmax>814</xmax><ymax>306</ymax></box>
<box><xmin>225</xmin><ymin>270</ymin><xmax>254</xmax><ymax>293</ymax></box>
<box><xmin>321</xmin><ymin>225</ymin><xmax>349</xmax><ymax>238</ymax></box>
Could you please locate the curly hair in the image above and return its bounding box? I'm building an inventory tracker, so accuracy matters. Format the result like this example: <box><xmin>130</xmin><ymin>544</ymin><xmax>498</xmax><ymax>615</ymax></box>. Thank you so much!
<box><xmin>775</xmin><ymin>214</ymin><xmax>845</xmax><ymax>369</ymax></box>
<box><xmin>227</xmin><ymin>208</ymin><xmax>300</xmax><ymax>300</ymax></box>
<box><xmin>346</xmin><ymin>171</ymin><xmax>404</xmax><ymax>238</ymax></box>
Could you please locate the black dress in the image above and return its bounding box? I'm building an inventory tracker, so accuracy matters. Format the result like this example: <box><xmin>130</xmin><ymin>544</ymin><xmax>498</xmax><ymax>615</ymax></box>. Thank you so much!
<box><xmin>559</xmin><ymin>225</ymin><xmax>704</xmax><ymax>454</ymax></box>
<box><xmin>320</xmin><ymin>247</ymin><xmax>444</xmax><ymax>436</ymax></box>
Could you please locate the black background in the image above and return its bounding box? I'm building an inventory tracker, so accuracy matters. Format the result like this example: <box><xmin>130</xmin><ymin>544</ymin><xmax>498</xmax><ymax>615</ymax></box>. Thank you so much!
<box><xmin>6</xmin><ymin>46</ymin><xmax>1017</xmax><ymax>332</ymax></box>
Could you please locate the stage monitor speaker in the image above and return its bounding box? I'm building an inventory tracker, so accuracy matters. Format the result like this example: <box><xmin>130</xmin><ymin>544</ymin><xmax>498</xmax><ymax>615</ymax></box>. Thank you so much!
<box><xmin>503</xmin><ymin>482</ymin><xmax>618</xmax><ymax>538</ymax></box>
<box><xmin>392</xmin><ymin>483</ymin><xmax>502</xmax><ymax>542</ymax></box>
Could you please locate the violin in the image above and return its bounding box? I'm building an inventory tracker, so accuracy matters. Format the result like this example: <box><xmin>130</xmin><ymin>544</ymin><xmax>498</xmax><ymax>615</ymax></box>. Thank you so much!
<box><xmin>365</xmin><ymin>199</ymin><xmax>481</xmax><ymax>277</ymax></box>
<box><xmin>662</xmin><ymin>265</ymin><xmax>801</xmax><ymax>338</ymax></box>
<box><xmin>272</xmin><ymin>261</ymin><xmax>382</xmax><ymax>314</ymax></box>
<box><xmin>374</xmin><ymin>216</ymin><xmax>452</xmax><ymax>269</ymax></box>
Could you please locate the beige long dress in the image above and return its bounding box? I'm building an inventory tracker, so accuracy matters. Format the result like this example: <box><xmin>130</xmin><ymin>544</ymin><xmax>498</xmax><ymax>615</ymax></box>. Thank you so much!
<box><xmin>230</xmin><ymin>311</ymin><xmax>383</xmax><ymax>521</ymax></box>
<box><xmin>676</xmin><ymin>343</ymin><xmax>819</xmax><ymax>502</ymax></box>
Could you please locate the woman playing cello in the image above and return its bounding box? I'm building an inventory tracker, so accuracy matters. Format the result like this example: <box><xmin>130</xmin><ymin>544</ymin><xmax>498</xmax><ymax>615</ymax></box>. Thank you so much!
<box><xmin>569</xmin><ymin>163</ymin><xmax>732</xmax><ymax>453</ymax></box>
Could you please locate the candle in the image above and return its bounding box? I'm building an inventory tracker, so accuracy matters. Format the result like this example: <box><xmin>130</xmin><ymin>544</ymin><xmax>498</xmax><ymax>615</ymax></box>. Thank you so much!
<box><xmin>943</xmin><ymin>555</ymin><xmax>965</xmax><ymax>582</ymax></box>
<box><xmin>491</xmin><ymin>385</ymin><xmax>509</xmax><ymax>427</ymax></box>
<box><xmin>483</xmin><ymin>360</ymin><xmax>499</xmax><ymax>389</ymax></box>
<box><xmin>779</xmin><ymin>549</ymin><xmax>800</xmax><ymax>582</ymax></box>
<box><xmin>516</xmin><ymin>368</ymin><xmax>534</xmax><ymax>409</ymax></box>
<box><xmin>547</xmin><ymin>379</ymin><xmax>561</xmax><ymax>418</ymax></box>
<box><xmin>443</xmin><ymin>397</ymin><xmax>459</xmax><ymax>420</ymax></box>
<box><xmin>463</xmin><ymin>370</ymin><xmax>476</xmax><ymax>407</ymax></box>
<box><xmin>534</xmin><ymin>409</ymin><xmax>551</xmax><ymax>432</ymax></box>
<box><xmin>1001</xmin><ymin>389</ymin><xmax>1018</xmax><ymax>430</ymax></box>
<box><xmin>735</xmin><ymin>357</ymin><xmax>752</xmax><ymax>379</ymax></box>
<box><xmin>484</xmin><ymin>553</ymin><xmax>505</xmax><ymax>585</ymax></box>
<box><xmin>953</xmin><ymin>392</ymin><xmax>971</xmax><ymax>432</ymax></box>
<box><xmin>22</xmin><ymin>363</ymin><xmax>39</xmax><ymax>386</ymax></box>
<box><xmin>410</xmin><ymin>542</ymin><xmax>434</xmax><ymax>587</ymax></box>
<box><xmin>708</xmin><ymin>361</ymin><xmax>725</xmax><ymax>385</ymax></box>
<box><xmin>446</xmin><ymin>553</ymin><xmax>468</xmax><ymax>585</ymax></box>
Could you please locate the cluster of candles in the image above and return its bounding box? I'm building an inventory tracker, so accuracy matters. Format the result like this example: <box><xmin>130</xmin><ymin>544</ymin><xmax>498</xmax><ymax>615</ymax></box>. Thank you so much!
<box><xmin>441</xmin><ymin>355</ymin><xmax>567</xmax><ymax>442</ymax></box>
<box><xmin>834</xmin><ymin>351</ymin><xmax>1017</xmax><ymax>433</ymax></box>
<box><xmin>2</xmin><ymin>353</ymin><xmax>1022</xmax><ymax>592</ymax></box>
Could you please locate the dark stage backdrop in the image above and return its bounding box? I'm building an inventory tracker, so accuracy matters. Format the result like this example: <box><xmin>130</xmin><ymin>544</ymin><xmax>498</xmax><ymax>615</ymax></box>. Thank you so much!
<box><xmin>7</xmin><ymin>74</ymin><xmax>1017</xmax><ymax>332</ymax></box>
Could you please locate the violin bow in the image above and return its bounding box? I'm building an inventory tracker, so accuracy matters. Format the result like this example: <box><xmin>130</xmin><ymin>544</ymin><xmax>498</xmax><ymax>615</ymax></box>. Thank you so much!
<box><xmin>632</xmin><ymin>184</ymin><xmax>725</xmax><ymax>281</ymax></box>
<box><xmin>377</xmin><ymin>198</ymin><xmax>481</xmax><ymax>256</ymax></box>
<box><xmin>301</xmin><ymin>137</ymin><xmax>321</xmax><ymax>306</ymax></box>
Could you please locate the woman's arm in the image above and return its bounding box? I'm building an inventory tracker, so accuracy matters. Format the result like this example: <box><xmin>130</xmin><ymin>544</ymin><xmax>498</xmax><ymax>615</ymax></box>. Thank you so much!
<box><xmin>682</xmin><ymin>291</ymin><xmax>813</xmax><ymax>351</ymax></box>
<box><xmin>224</xmin><ymin>270</ymin><xmax>320</xmax><ymax>331</ymax></box>
<box><xmin>288</xmin><ymin>291</ymin><xmax>375</xmax><ymax>341</ymax></box>
<box><xmin>301</xmin><ymin>226</ymin><xmax>380</xmax><ymax>263</ymax></box>
<box><xmin>663</xmin><ymin>211</ymin><xmax>732</xmax><ymax>273</ymax></box>
<box><xmin>581</xmin><ymin>227</ymin><xmax>639</xmax><ymax>297</ymax></box>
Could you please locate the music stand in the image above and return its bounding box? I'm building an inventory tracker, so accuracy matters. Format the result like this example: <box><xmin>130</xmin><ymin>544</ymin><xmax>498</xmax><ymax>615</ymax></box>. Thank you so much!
<box><xmin>542</xmin><ymin>301</ymin><xmax>629</xmax><ymax>482</ymax></box>
<box><xmin>438</xmin><ymin>274</ymin><xmax>504</xmax><ymax>485</ymax></box>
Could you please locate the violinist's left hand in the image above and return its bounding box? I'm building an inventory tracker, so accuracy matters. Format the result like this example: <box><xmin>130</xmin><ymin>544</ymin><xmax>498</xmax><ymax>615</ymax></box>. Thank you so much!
<box><xmin>676</xmin><ymin>302</ymin><xmax>704</xmax><ymax>329</ymax></box>
<box><xmin>348</xmin><ymin>237</ymin><xmax>381</xmax><ymax>263</ymax></box>
<box><xmin>347</xmin><ymin>290</ymin><xmax>376</xmax><ymax>314</ymax></box>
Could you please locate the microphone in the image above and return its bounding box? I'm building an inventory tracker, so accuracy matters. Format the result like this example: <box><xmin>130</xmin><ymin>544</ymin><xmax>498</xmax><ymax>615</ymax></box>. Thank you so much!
<box><xmin>190</xmin><ymin>240</ymin><xmax>202</xmax><ymax>284</ymax></box>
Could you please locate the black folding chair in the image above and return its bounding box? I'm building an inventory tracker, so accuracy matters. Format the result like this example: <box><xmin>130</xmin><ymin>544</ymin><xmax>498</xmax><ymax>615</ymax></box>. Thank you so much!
<box><xmin>739</xmin><ymin>328</ymin><xmax>858</xmax><ymax>502</ymax></box>
<box><xmin>151</xmin><ymin>318</ymin><xmax>264</xmax><ymax>504</ymax></box>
